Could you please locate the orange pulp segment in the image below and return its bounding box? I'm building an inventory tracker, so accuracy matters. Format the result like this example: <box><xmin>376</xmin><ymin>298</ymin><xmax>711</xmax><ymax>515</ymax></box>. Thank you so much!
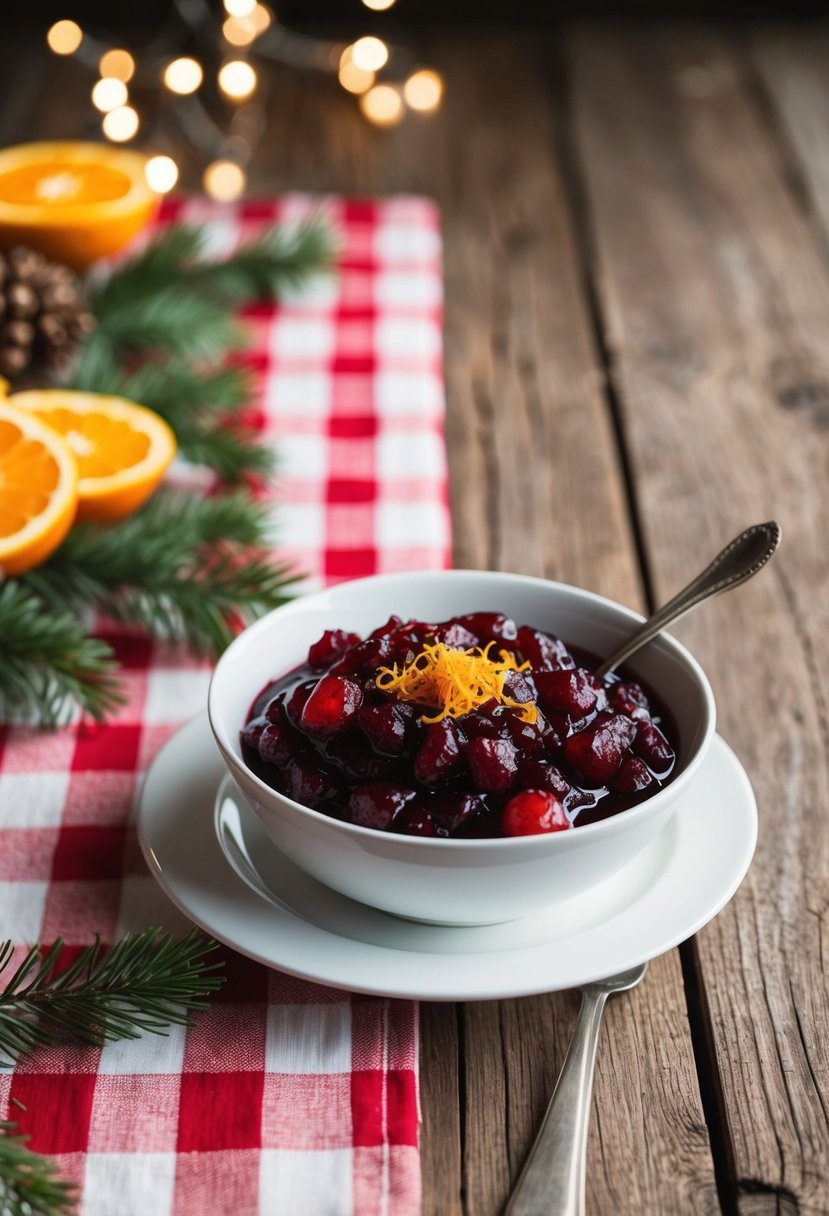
<box><xmin>10</xmin><ymin>390</ymin><xmax>176</xmax><ymax>523</ymax></box>
<box><xmin>0</xmin><ymin>142</ymin><xmax>159</xmax><ymax>267</ymax></box>
<box><xmin>0</xmin><ymin>399</ymin><xmax>78</xmax><ymax>574</ymax></box>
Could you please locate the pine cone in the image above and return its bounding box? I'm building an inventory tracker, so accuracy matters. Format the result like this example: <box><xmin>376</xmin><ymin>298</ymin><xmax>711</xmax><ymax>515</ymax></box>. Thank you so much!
<box><xmin>0</xmin><ymin>246</ymin><xmax>94</xmax><ymax>380</ymax></box>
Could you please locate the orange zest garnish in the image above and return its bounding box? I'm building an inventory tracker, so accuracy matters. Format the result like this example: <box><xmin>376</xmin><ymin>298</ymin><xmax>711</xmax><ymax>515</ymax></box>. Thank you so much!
<box><xmin>376</xmin><ymin>641</ymin><xmax>538</xmax><ymax>724</ymax></box>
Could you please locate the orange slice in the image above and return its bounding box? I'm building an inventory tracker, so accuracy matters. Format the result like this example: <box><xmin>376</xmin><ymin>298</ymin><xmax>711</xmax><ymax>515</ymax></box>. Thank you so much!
<box><xmin>0</xmin><ymin>142</ymin><xmax>159</xmax><ymax>267</ymax></box>
<box><xmin>10</xmin><ymin>390</ymin><xmax>176</xmax><ymax>523</ymax></box>
<box><xmin>0</xmin><ymin>399</ymin><xmax>78</xmax><ymax>574</ymax></box>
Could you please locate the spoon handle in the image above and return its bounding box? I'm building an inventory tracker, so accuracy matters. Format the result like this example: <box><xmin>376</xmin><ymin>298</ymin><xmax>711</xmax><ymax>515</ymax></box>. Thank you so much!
<box><xmin>504</xmin><ymin>987</ymin><xmax>608</xmax><ymax>1216</ymax></box>
<box><xmin>595</xmin><ymin>520</ymin><xmax>781</xmax><ymax>679</ymax></box>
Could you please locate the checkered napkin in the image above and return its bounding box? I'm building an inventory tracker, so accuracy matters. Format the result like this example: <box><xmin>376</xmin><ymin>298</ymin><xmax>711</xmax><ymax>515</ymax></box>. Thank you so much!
<box><xmin>0</xmin><ymin>196</ymin><xmax>451</xmax><ymax>1216</ymax></box>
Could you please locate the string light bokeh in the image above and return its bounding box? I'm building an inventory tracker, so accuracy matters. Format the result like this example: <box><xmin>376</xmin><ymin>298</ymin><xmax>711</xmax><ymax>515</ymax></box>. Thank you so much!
<box><xmin>43</xmin><ymin>0</ymin><xmax>444</xmax><ymax>202</ymax></box>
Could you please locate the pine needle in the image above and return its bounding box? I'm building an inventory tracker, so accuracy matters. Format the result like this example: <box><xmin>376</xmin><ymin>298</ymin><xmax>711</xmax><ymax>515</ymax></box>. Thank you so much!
<box><xmin>22</xmin><ymin>489</ymin><xmax>300</xmax><ymax>656</ymax></box>
<box><xmin>0</xmin><ymin>1122</ymin><xmax>75</xmax><ymax>1216</ymax></box>
<box><xmin>0</xmin><ymin>929</ymin><xmax>224</xmax><ymax>1067</ymax></box>
<box><xmin>0</xmin><ymin>583</ymin><xmax>124</xmax><ymax>727</ymax></box>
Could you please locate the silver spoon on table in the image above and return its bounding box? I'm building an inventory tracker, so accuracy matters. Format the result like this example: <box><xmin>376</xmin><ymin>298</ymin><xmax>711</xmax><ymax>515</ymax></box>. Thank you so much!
<box><xmin>506</xmin><ymin>522</ymin><xmax>781</xmax><ymax>1216</ymax></box>
<box><xmin>505</xmin><ymin>963</ymin><xmax>647</xmax><ymax>1216</ymax></box>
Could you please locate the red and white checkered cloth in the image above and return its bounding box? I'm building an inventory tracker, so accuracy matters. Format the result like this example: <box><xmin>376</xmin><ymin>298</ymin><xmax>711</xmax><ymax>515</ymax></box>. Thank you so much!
<box><xmin>0</xmin><ymin>196</ymin><xmax>451</xmax><ymax>1215</ymax></box>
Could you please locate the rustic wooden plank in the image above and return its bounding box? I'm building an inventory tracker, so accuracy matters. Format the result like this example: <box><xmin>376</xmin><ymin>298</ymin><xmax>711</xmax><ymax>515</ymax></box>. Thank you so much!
<box><xmin>568</xmin><ymin>24</ymin><xmax>829</xmax><ymax>1214</ymax></box>
<box><xmin>14</xmin><ymin>28</ymin><xmax>721</xmax><ymax>1214</ymax></box>
<box><xmin>751</xmin><ymin>27</ymin><xmax>829</xmax><ymax>259</ymax></box>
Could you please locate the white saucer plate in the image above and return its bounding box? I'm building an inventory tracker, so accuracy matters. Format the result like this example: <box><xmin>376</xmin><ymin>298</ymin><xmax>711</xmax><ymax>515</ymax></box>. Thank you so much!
<box><xmin>137</xmin><ymin>713</ymin><xmax>757</xmax><ymax>1001</ymax></box>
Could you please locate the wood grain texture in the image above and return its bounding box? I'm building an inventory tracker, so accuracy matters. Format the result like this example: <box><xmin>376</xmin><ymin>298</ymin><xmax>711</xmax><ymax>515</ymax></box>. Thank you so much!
<box><xmin>8</xmin><ymin>28</ymin><xmax>732</xmax><ymax>1215</ymax></box>
<box><xmin>568</xmin><ymin>25</ymin><xmax>829</xmax><ymax>1214</ymax></box>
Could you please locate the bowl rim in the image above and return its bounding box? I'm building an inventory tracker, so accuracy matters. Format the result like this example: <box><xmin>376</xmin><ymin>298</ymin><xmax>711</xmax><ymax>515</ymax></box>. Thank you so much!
<box><xmin>208</xmin><ymin>569</ymin><xmax>717</xmax><ymax>851</ymax></box>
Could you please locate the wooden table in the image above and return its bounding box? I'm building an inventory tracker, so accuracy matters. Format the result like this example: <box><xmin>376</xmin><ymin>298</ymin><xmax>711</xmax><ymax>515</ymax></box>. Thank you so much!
<box><xmin>7</xmin><ymin>21</ymin><xmax>828</xmax><ymax>1214</ymax></box>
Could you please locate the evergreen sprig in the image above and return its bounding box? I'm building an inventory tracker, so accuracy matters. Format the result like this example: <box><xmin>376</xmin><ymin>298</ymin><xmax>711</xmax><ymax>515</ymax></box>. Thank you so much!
<box><xmin>64</xmin><ymin>218</ymin><xmax>334</xmax><ymax>481</ymax></box>
<box><xmin>0</xmin><ymin>1122</ymin><xmax>75</xmax><ymax>1216</ymax></box>
<box><xmin>69</xmin><ymin>356</ymin><xmax>274</xmax><ymax>483</ymax></box>
<box><xmin>22</xmin><ymin>488</ymin><xmax>299</xmax><ymax>656</ymax></box>
<box><xmin>0</xmin><ymin>928</ymin><xmax>224</xmax><ymax>1068</ymax></box>
<box><xmin>0</xmin><ymin>582</ymin><xmax>124</xmax><ymax>727</ymax></box>
<box><xmin>81</xmin><ymin>219</ymin><xmax>335</xmax><ymax>366</ymax></box>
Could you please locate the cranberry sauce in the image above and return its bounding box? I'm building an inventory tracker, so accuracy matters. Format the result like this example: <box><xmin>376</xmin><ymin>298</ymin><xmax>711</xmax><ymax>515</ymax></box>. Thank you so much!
<box><xmin>240</xmin><ymin>613</ymin><xmax>678</xmax><ymax>839</ymax></box>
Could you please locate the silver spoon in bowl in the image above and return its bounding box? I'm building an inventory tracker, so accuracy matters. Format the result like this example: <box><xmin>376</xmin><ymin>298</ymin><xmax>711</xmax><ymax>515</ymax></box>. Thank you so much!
<box><xmin>595</xmin><ymin>520</ymin><xmax>781</xmax><ymax>679</ymax></box>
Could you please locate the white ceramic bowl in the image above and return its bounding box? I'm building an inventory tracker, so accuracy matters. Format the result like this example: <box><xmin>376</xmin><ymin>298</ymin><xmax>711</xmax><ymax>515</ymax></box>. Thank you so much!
<box><xmin>208</xmin><ymin>570</ymin><xmax>716</xmax><ymax>925</ymax></box>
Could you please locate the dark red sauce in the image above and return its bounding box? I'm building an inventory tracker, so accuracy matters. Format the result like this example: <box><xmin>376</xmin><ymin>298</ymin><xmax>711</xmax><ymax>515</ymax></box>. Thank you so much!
<box><xmin>240</xmin><ymin>613</ymin><xmax>677</xmax><ymax>838</ymax></box>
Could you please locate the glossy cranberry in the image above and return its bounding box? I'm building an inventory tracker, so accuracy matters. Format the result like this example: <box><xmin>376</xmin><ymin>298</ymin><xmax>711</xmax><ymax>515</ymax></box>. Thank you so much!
<box><xmin>263</xmin><ymin>694</ymin><xmax>288</xmax><ymax>724</ymax></box>
<box><xmin>357</xmin><ymin>703</ymin><xmax>409</xmax><ymax>755</ymax></box>
<box><xmin>285</xmin><ymin>757</ymin><xmax>338</xmax><ymax>806</ymax></box>
<box><xmin>563</xmin><ymin>716</ymin><xmax>635</xmax><ymax>785</ymax></box>
<box><xmin>434</xmin><ymin>621</ymin><xmax>479</xmax><ymax>649</ymax></box>
<box><xmin>347</xmin><ymin>783</ymin><xmax>416</xmax><ymax>830</ymax></box>
<box><xmin>392</xmin><ymin>804</ymin><xmax>440</xmax><ymax>836</ymax></box>
<box><xmin>611</xmin><ymin>756</ymin><xmax>655</xmax><ymax>793</ymax></box>
<box><xmin>414</xmin><ymin>719</ymin><xmax>462</xmax><ymax>786</ymax></box>
<box><xmin>633</xmin><ymin>721</ymin><xmax>675</xmax><ymax>774</ymax></box>
<box><xmin>325</xmin><ymin>735</ymin><xmax>393</xmax><ymax>781</ymax></box>
<box><xmin>308</xmin><ymin>629</ymin><xmax>362</xmax><ymax>669</ymax></box>
<box><xmin>518</xmin><ymin>757</ymin><xmax>572</xmax><ymax>799</ymax></box>
<box><xmin>461</xmin><ymin>701</ymin><xmax>507</xmax><ymax>740</ymax></box>
<box><xmin>429</xmin><ymin>791</ymin><xmax>486</xmax><ymax>834</ymax></box>
<box><xmin>299</xmin><ymin>675</ymin><xmax>362</xmax><ymax>738</ymax></box>
<box><xmin>369</xmin><ymin>615</ymin><xmax>403</xmax><ymax>640</ymax></box>
<box><xmin>467</xmin><ymin>736</ymin><xmax>518</xmax><ymax>793</ymax></box>
<box><xmin>505</xmin><ymin>713</ymin><xmax>546</xmax><ymax>757</ymax></box>
<box><xmin>517</xmin><ymin>625</ymin><xmax>575</xmax><ymax>671</ymax></box>
<box><xmin>285</xmin><ymin>679</ymin><xmax>317</xmax><ymax>726</ymax></box>
<box><xmin>457</xmin><ymin>612</ymin><xmax>518</xmax><ymax>644</ymax></box>
<box><xmin>258</xmin><ymin>723</ymin><xmax>301</xmax><ymax>765</ymax></box>
<box><xmin>240</xmin><ymin>716</ymin><xmax>267</xmax><ymax>751</ymax></box>
<box><xmin>502</xmin><ymin>668</ymin><xmax>536</xmax><ymax>705</ymax></box>
<box><xmin>609</xmin><ymin>681</ymin><xmax>651</xmax><ymax>720</ymax></box>
<box><xmin>535</xmin><ymin>668</ymin><xmax>598</xmax><ymax>717</ymax></box>
<box><xmin>502</xmin><ymin>790</ymin><xmax>570</xmax><ymax>836</ymax></box>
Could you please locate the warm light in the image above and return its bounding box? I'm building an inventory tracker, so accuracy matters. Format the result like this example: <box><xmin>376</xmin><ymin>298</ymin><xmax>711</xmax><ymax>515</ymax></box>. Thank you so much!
<box><xmin>338</xmin><ymin>58</ymin><xmax>375</xmax><ymax>95</ymax></box>
<box><xmin>163</xmin><ymin>57</ymin><xmax>203</xmax><ymax>95</ymax></box>
<box><xmin>218</xmin><ymin>59</ymin><xmax>257</xmax><ymax>100</ymax></box>
<box><xmin>351</xmin><ymin>36</ymin><xmax>388</xmax><ymax>72</ymax></box>
<box><xmin>223</xmin><ymin>0</ymin><xmax>256</xmax><ymax>16</ymax></box>
<box><xmin>145</xmin><ymin>155</ymin><xmax>179</xmax><ymax>194</ymax></box>
<box><xmin>404</xmin><ymin>69</ymin><xmax>444</xmax><ymax>112</ymax></box>
<box><xmin>47</xmin><ymin>20</ymin><xmax>82</xmax><ymax>55</ymax></box>
<box><xmin>251</xmin><ymin>3</ymin><xmax>272</xmax><ymax>32</ymax></box>
<box><xmin>362</xmin><ymin>0</ymin><xmax>397</xmax><ymax>9</ymax></box>
<box><xmin>102</xmin><ymin>105</ymin><xmax>139</xmax><ymax>142</ymax></box>
<box><xmin>203</xmin><ymin>160</ymin><xmax>246</xmax><ymax>201</ymax></box>
<box><xmin>98</xmin><ymin>49</ymin><xmax>135</xmax><ymax>82</ymax></box>
<box><xmin>360</xmin><ymin>84</ymin><xmax>403</xmax><ymax>126</ymax></box>
<box><xmin>223</xmin><ymin>15</ymin><xmax>257</xmax><ymax>46</ymax></box>
<box><xmin>91</xmin><ymin>77</ymin><xmax>128</xmax><ymax>113</ymax></box>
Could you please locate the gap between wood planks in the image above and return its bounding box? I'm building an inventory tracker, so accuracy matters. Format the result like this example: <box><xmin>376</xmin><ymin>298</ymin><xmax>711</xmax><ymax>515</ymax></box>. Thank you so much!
<box><xmin>539</xmin><ymin>27</ymin><xmax>746</xmax><ymax>1216</ymax></box>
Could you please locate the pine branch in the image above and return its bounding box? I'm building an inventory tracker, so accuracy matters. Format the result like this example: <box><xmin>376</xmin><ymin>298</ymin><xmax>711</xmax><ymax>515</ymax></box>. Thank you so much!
<box><xmin>67</xmin><ymin>357</ymin><xmax>274</xmax><ymax>483</ymax></box>
<box><xmin>0</xmin><ymin>583</ymin><xmax>124</xmax><ymax>727</ymax></box>
<box><xmin>186</xmin><ymin>222</ymin><xmax>338</xmax><ymax>303</ymax></box>
<box><xmin>22</xmin><ymin>489</ymin><xmax>300</xmax><ymax>655</ymax></box>
<box><xmin>0</xmin><ymin>929</ymin><xmax>224</xmax><ymax>1068</ymax></box>
<box><xmin>0</xmin><ymin>1123</ymin><xmax>75</xmax><ymax>1216</ymax></box>
<box><xmin>83</xmin><ymin>219</ymin><xmax>335</xmax><ymax>362</ymax></box>
<box><xmin>82</xmin><ymin>285</ymin><xmax>245</xmax><ymax>365</ymax></box>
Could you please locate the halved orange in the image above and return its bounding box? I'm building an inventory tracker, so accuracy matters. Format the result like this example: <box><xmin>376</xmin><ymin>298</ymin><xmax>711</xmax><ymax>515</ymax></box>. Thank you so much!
<box><xmin>0</xmin><ymin>142</ymin><xmax>159</xmax><ymax>267</ymax></box>
<box><xmin>0</xmin><ymin>399</ymin><xmax>78</xmax><ymax>574</ymax></box>
<box><xmin>10</xmin><ymin>390</ymin><xmax>176</xmax><ymax>523</ymax></box>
